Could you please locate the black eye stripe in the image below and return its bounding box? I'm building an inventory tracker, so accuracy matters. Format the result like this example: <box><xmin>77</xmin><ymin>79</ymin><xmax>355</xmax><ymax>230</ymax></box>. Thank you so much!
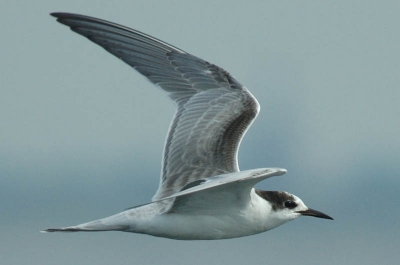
<box><xmin>284</xmin><ymin>200</ymin><xmax>297</xmax><ymax>209</ymax></box>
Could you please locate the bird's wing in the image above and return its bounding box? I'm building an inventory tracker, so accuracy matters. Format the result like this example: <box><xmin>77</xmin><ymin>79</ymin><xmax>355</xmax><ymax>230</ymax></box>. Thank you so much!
<box><xmin>51</xmin><ymin>13</ymin><xmax>260</xmax><ymax>200</ymax></box>
<box><xmin>158</xmin><ymin>168</ymin><xmax>287</xmax><ymax>214</ymax></box>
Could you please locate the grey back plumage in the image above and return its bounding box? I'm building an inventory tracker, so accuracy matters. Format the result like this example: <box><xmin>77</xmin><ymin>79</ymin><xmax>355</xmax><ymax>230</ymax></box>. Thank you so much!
<box><xmin>51</xmin><ymin>13</ymin><xmax>260</xmax><ymax>200</ymax></box>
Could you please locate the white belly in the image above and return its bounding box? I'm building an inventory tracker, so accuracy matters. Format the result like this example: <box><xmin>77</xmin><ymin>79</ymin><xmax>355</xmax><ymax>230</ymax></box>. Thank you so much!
<box><xmin>128</xmin><ymin>194</ymin><xmax>282</xmax><ymax>240</ymax></box>
<box><xmin>72</xmin><ymin>190</ymin><xmax>289</xmax><ymax>240</ymax></box>
<box><xmin>134</xmin><ymin>212</ymin><xmax>262</xmax><ymax>240</ymax></box>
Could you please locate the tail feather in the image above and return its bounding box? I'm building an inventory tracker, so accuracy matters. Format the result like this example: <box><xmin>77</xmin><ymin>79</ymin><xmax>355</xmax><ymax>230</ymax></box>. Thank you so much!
<box><xmin>41</xmin><ymin>215</ymin><xmax>131</xmax><ymax>233</ymax></box>
<box><xmin>40</xmin><ymin>227</ymin><xmax>110</xmax><ymax>233</ymax></box>
<box><xmin>41</xmin><ymin>227</ymin><xmax>84</xmax><ymax>233</ymax></box>
<box><xmin>41</xmin><ymin>202</ymin><xmax>157</xmax><ymax>234</ymax></box>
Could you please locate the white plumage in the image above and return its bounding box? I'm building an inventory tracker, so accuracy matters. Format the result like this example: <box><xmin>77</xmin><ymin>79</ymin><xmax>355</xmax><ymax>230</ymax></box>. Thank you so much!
<box><xmin>42</xmin><ymin>13</ymin><xmax>332</xmax><ymax>240</ymax></box>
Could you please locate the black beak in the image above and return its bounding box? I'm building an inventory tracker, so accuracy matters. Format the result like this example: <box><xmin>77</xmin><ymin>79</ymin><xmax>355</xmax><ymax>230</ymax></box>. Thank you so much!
<box><xmin>297</xmin><ymin>208</ymin><xmax>334</xmax><ymax>220</ymax></box>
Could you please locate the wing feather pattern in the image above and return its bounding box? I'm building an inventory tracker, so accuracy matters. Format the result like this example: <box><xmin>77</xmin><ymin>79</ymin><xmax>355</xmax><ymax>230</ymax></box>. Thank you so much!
<box><xmin>51</xmin><ymin>13</ymin><xmax>260</xmax><ymax>200</ymax></box>
<box><xmin>161</xmin><ymin>168</ymin><xmax>287</xmax><ymax>214</ymax></box>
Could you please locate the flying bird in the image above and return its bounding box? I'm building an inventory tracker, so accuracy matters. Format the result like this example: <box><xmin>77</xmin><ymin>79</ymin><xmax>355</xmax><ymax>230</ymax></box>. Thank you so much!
<box><xmin>43</xmin><ymin>13</ymin><xmax>333</xmax><ymax>240</ymax></box>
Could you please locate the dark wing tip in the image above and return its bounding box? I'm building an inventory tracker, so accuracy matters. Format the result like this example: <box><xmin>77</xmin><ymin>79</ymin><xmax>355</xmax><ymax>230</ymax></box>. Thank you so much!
<box><xmin>50</xmin><ymin>12</ymin><xmax>98</xmax><ymax>24</ymax></box>
<box><xmin>50</xmin><ymin>12</ymin><xmax>60</xmax><ymax>17</ymax></box>
<box><xmin>50</xmin><ymin>12</ymin><xmax>79</xmax><ymax>18</ymax></box>
<box><xmin>50</xmin><ymin>12</ymin><xmax>82</xmax><ymax>25</ymax></box>
<box><xmin>50</xmin><ymin>12</ymin><xmax>72</xmax><ymax>19</ymax></box>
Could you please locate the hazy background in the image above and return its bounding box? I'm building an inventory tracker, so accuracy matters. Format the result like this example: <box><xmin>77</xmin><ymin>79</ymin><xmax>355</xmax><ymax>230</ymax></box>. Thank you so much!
<box><xmin>1</xmin><ymin>1</ymin><xmax>399</xmax><ymax>264</ymax></box>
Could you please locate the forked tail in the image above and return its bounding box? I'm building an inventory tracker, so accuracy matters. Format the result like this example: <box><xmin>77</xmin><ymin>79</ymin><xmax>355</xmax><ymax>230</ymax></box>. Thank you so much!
<box><xmin>41</xmin><ymin>212</ymin><xmax>131</xmax><ymax>233</ymax></box>
<box><xmin>41</xmin><ymin>226</ymin><xmax>112</xmax><ymax>233</ymax></box>
<box><xmin>41</xmin><ymin>227</ymin><xmax>89</xmax><ymax>233</ymax></box>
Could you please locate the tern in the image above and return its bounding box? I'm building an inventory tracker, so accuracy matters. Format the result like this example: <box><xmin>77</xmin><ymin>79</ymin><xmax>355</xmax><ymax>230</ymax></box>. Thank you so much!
<box><xmin>43</xmin><ymin>13</ymin><xmax>333</xmax><ymax>240</ymax></box>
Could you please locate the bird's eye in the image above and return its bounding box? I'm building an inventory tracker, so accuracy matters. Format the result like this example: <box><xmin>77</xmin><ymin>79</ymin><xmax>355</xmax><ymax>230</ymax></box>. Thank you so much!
<box><xmin>284</xmin><ymin>200</ymin><xmax>297</xmax><ymax>209</ymax></box>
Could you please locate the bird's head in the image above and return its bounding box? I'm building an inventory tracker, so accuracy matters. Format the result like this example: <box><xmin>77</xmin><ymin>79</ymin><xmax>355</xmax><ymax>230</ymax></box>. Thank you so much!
<box><xmin>255</xmin><ymin>189</ymin><xmax>333</xmax><ymax>224</ymax></box>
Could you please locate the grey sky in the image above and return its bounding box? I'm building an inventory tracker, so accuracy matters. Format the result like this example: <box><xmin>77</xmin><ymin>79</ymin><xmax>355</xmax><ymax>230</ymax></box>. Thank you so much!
<box><xmin>1</xmin><ymin>1</ymin><xmax>399</xmax><ymax>264</ymax></box>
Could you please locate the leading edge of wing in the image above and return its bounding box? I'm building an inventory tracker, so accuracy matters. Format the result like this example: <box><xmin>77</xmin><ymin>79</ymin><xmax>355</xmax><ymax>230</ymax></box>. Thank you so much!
<box><xmin>155</xmin><ymin>168</ymin><xmax>287</xmax><ymax>203</ymax></box>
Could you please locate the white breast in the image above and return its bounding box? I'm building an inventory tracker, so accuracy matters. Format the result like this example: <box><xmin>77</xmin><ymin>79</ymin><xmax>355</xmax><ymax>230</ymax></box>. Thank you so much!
<box><xmin>132</xmin><ymin>189</ymin><xmax>282</xmax><ymax>240</ymax></box>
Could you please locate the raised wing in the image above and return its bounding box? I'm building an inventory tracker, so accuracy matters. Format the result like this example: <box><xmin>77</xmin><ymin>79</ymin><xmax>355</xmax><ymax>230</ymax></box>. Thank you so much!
<box><xmin>51</xmin><ymin>13</ymin><xmax>260</xmax><ymax>200</ymax></box>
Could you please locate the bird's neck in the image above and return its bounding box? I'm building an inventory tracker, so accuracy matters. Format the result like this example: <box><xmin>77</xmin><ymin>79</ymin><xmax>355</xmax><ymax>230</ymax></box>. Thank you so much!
<box><xmin>250</xmin><ymin>189</ymin><xmax>291</xmax><ymax>231</ymax></box>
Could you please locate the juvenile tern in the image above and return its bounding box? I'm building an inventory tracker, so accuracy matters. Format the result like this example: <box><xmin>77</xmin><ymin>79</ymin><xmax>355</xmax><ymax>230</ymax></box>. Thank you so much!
<box><xmin>43</xmin><ymin>13</ymin><xmax>333</xmax><ymax>240</ymax></box>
